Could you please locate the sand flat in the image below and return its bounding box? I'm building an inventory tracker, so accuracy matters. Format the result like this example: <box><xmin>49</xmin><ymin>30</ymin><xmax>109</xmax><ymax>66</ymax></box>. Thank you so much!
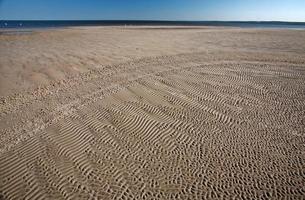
<box><xmin>0</xmin><ymin>27</ymin><xmax>305</xmax><ymax>199</ymax></box>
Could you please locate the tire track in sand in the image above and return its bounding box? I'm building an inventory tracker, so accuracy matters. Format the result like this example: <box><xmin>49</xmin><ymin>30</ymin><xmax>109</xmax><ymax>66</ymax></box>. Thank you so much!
<box><xmin>1</xmin><ymin>52</ymin><xmax>305</xmax><ymax>199</ymax></box>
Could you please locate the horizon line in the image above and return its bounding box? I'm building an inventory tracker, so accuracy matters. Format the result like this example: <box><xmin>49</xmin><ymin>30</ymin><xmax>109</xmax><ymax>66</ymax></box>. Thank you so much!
<box><xmin>1</xmin><ymin>19</ymin><xmax>305</xmax><ymax>23</ymax></box>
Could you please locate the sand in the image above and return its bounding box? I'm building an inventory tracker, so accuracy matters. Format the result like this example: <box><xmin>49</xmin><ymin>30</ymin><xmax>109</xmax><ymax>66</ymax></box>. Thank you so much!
<box><xmin>0</xmin><ymin>26</ymin><xmax>305</xmax><ymax>199</ymax></box>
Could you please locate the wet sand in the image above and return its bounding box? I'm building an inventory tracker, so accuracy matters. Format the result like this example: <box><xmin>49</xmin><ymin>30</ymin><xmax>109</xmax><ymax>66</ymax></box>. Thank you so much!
<box><xmin>0</xmin><ymin>26</ymin><xmax>305</xmax><ymax>199</ymax></box>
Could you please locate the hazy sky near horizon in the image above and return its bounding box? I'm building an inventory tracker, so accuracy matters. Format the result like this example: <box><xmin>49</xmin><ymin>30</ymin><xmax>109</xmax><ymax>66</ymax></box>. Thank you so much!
<box><xmin>0</xmin><ymin>0</ymin><xmax>304</xmax><ymax>21</ymax></box>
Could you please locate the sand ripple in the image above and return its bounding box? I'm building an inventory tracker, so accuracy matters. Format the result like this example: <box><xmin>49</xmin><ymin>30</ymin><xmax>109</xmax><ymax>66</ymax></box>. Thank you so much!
<box><xmin>1</xmin><ymin>51</ymin><xmax>305</xmax><ymax>199</ymax></box>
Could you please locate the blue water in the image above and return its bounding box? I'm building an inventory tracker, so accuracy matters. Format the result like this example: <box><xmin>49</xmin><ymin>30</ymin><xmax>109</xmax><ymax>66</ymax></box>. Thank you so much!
<box><xmin>1</xmin><ymin>20</ymin><xmax>305</xmax><ymax>29</ymax></box>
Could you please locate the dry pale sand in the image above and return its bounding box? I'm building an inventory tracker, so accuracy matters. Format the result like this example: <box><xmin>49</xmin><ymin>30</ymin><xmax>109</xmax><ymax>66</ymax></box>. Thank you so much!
<box><xmin>0</xmin><ymin>26</ymin><xmax>305</xmax><ymax>199</ymax></box>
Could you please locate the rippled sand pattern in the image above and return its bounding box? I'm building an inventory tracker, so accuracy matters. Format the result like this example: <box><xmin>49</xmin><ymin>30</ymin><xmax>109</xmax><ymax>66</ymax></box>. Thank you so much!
<box><xmin>1</xmin><ymin>55</ymin><xmax>305</xmax><ymax>199</ymax></box>
<box><xmin>1</xmin><ymin>27</ymin><xmax>305</xmax><ymax>199</ymax></box>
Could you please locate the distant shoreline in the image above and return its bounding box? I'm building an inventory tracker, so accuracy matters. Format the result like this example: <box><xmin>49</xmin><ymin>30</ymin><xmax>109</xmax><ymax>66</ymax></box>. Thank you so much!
<box><xmin>1</xmin><ymin>20</ymin><xmax>305</xmax><ymax>29</ymax></box>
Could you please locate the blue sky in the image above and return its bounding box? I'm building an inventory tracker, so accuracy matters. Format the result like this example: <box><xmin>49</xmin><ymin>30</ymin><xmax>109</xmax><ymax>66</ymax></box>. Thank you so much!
<box><xmin>0</xmin><ymin>0</ymin><xmax>305</xmax><ymax>21</ymax></box>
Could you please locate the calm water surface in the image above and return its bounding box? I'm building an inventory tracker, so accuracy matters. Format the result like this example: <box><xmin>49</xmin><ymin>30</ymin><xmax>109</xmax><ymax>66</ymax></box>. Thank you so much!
<box><xmin>1</xmin><ymin>20</ymin><xmax>305</xmax><ymax>30</ymax></box>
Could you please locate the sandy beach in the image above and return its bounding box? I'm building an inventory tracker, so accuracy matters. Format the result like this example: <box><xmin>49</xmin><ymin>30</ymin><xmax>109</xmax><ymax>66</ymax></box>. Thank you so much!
<box><xmin>0</xmin><ymin>26</ymin><xmax>305</xmax><ymax>199</ymax></box>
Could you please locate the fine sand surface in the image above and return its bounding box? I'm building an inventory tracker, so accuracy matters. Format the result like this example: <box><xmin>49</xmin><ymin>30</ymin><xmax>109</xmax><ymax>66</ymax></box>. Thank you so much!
<box><xmin>0</xmin><ymin>26</ymin><xmax>305</xmax><ymax>199</ymax></box>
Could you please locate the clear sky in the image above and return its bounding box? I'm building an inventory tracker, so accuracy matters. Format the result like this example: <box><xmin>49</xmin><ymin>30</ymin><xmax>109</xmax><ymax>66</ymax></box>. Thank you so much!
<box><xmin>0</xmin><ymin>0</ymin><xmax>305</xmax><ymax>22</ymax></box>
